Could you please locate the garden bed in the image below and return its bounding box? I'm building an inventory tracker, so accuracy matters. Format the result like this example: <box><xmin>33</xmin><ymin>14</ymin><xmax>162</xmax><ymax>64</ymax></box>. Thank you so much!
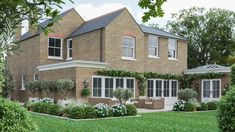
<box><xmin>31</xmin><ymin>111</ymin><xmax>141</xmax><ymax>121</ymax></box>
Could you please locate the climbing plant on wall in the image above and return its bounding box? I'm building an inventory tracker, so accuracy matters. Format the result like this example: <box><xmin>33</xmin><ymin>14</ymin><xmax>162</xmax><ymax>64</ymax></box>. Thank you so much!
<box><xmin>231</xmin><ymin>64</ymin><xmax>235</xmax><ymax>86</ymax></box>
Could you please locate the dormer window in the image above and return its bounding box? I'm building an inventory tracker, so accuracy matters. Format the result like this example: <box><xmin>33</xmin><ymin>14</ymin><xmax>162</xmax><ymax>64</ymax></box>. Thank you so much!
<box><xmin>48</xmin><ymin>37</ymin><xmax>62</xmax><ymax>59</ymax></box>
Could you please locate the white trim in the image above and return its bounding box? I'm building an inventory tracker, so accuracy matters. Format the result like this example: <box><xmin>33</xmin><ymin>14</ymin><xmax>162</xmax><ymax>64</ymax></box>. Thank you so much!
<box><xmin>37</xmin><ymin>60</ymin><xmax>107</xmax><ymax>71</ymax></box>
<box><xmin>201</xmin><ymin>79</ymin><xmax>221</xmax><ymax>102</ymax></box>
<box><xmin>184</xmin><ymin>67</ymin><xmax>231</xmax><ymax>74</ymax></box>
<box><xmin>148</xmin><ymin>35</ymin><xmax>159</xmax><ymax>57</ymax></box>
<box><xmin>92</xmin><ymin>76</ymin><xmax>135</xmax><ymax>99</ymax></box>
<box><xmin>148</xmin><ymin>55</ymin><xmax>160</xmax><ymax>59</ymax></box>
<box><xmin>121</xmin><ymin>57</ymin><xmax>136</xmax><ymax>61</ymax></box>
<box><xmin>21</xmin><ymin>75</ymin><xmax>26</xmax><ymax>90</ymax></box>
<box><xmin>67</xmin><ymin>39</ymin><xmax>72</xmax><ymax>60</ymax></box>
<box><xmin>122</xmin><ymin>36</ymin><xmax>135</xmax><ymax>60</ymax></box>
<box><xmin>48</xmin><ymin>37</ymin><xmax>63</xmax><ymax>59</ymax></box>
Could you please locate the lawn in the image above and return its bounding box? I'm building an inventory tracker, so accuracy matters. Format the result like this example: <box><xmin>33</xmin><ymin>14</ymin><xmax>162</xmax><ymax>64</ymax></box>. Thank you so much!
<box><xmin>31</xmin><ymin>111</ymin><xmax>218</xmax><ymax>132</ymax></box>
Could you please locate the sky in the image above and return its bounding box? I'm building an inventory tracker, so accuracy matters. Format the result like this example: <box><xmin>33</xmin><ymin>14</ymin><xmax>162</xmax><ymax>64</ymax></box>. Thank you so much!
<box><xmin>60</xmin><ymin>0</ymin><xmax>235</xmax><ymax>27</ymax></box>
<box><xmin>21</xmin><ymin>0</ymin><xmax>235</xmax><ymax>34</ymax></box>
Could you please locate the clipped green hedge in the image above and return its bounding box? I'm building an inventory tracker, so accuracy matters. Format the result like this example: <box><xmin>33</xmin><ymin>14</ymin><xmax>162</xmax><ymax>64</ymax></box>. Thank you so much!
<box><xmin>0</xmin><ymin>98</ymin><xmax>37</xmax><ymax>131</ymax></box>
<box><xmin>218</xmin><ymin>86</ymin><xmax>235</xmax><ymax>131</ymax></box>
<box><xmin>125</xmin><ymin>104</ymin><xmax>137</xmax><ymax>116</ymax></box>
<box><xmin>207</xmin><ymin>101</ymin><xmax>218</xmax><ymax>110</ymax></box>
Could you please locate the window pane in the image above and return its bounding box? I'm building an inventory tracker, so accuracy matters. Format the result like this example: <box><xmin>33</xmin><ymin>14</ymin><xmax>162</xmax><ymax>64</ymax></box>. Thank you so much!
<box><xmin>55</xmin><ymin>39</ymin><xmax>61</xmax><ymax>47</ymax></box>
<box><xmin>48</xmin><ymin>48</ymin><xmax>54</xmax><ymax>56</ymax></box>
<box><xmin>149</xmin><ymin>47</ymin><xmax>157</xmax><ymax>56</ymax></box>
<box><xmin>69</xmin><ymin>40</ymin><xmax>72</xmax><ymax>48</ymax></box>
<box><xmin>49</xmin><ymin>38</ymin><xmax>54</xmax><ymax>47</ymax></box>
<box><xmin>116</xmin><ymin>78</ymin><xmax>124</xmax><ymax>88</ymax></box>
<box><xmin>55</xmin><ymin>48</ymin><xmax>61</xmax><ymax>57</ymax></box>
<box><xmin>149</xmin><ymin>36</ymin><xmax>157</xmax><ymax>47</ymax></box>
<box><xmin>156</xmin><ymin>80</ymin><xmax>162</xmax><ymax>97</ymax></box>
<box><xmin>203</xmin><ymin>81</ymin><xmax>210</xmax><ymax>98</ymax></box>
<box><xmin>212</xmin><ymin>81</ymin><xmax>220</xmax><ymax>98</ymax></box>
<box><xmin>105</xmin><ymin>78</ymin><xmax>113</xmax><ymax>98</ymax></box>
<box><xmin>171</xmin><ymin>81</ymin><xmax>177</xmax><ymax>97</ymax></box>
<box><xmin>93</xmin><ymin>78</ymin><xmax>102</xmax><ymax>97</ymax></box>
<box><xmin>164</xmin><ymin>80</ymin><xmax>170</xmax><ymax>97</ymax></box>
<box><xmin>127</xmin><ymin>79</ymin><xmax>134</xmax><ymax>95</ymax></box>
<box><xmin>69</xmin><ymin>49</ymin><xmax>72</xmax><ymax>58</ymax></box>
<box><xmin>147</xmin><ymin>80</ymin><xmax>154</xmax><ymax>97</ymax></box>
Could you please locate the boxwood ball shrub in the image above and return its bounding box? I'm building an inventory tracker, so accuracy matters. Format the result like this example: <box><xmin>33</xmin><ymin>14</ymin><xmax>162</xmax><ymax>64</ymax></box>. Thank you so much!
<box><xmin>68</xmin><ymin>106</ymin><xmax>85</xmax><ymax>119</ymax></box>
<box><xmin>173</xmin><ymin>100</ymin><xmax>185</xmax><ymax>111</ymax></box>
<box><xmin>207</xmin><ymin>101</ymin><xmax>218</xmax><ymax>110</ymax></box>
<box><xmin>83</xmin><ymin>105</ymin><xmax>96</xmax><ymax>119</ymax></box>
<box><xmin>112</xmin><ymin>105</ymin><xmax>127</xmax><ymax>116</ymax></box>
<box><xmin>184</xmin><ymin>102</ymin><xmax>196</xmax><ymax>111</ymax></box>
<box><xmin>0</xmin><ymin>97</ymin><xmax>37</xmax><ymax>131</ymax></box>
<box><xmin>125</xmin><ymin>104</ymin><xmax>137</xmax><ymax>116</ymax></box>
<box><xmin>197</xmin><ymin>102</ymin><xmax>208</xmax><ymax>111</ymax></box>
<box><xmin>218</xmin><ymin>86</ymin><xmax>235</xmax><ymax>132</ymax></box>
<box><xmin>95</xmin><ymin>103</ymin><xmax>110</xmax><ymax>118</ymax></box>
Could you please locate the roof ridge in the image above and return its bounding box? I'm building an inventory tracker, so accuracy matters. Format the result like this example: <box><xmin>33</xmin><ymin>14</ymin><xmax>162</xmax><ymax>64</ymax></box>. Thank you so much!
<box><xmin>84</xmin><ymin>7</ymin><xmax>126</xmax><ymax>23</ymax></box>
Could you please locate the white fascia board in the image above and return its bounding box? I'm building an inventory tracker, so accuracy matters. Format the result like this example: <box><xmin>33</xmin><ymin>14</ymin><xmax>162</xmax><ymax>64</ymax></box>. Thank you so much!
<box><xmin>184</xmin><ymin>67</ymin><xmax>231</xmax><ymax>74</ymax></box>
<box><xmin>37</xmin><ymin>60</ymin><xmax>107</xmax><ymax>71</ymax></box>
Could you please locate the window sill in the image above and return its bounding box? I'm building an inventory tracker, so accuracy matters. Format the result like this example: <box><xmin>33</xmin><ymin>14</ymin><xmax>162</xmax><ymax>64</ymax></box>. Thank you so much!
<box><xmin>168</xmin><ymin>58</ymin><xmax>178</xmax><ymax>61</ymax></box>
<box><xmin>148</xmin><ymin>55</ymin><xmax>160</xmax><ymax>59</ymax></box>
<box><xmin>48</xmin><ymin>56</ymin><xmax>63</xmax><ymax>60</ymax></box>
<box><xmin>66</xmin><ymin>58</ymin><xmax>72</xmax><ymax>61</ymax></box>
<box><xmin>20</xmin><ymin>88</ymin><xmax>26</xmax><ymax>91</ymax></box>
<box><xmin>122</xmin><ymin>57</ymin><xmax>136</xmax><ymax>61</ymax></box>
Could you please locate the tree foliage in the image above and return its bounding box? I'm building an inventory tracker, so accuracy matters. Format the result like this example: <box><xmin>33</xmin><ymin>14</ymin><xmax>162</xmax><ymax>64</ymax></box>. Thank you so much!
<box><xmin>167</xmin><ymin>7</ymin><xmax>235</xmax><ymax>68</ymax></box>
<box><xmin>138</xmin><ymin>0</ymin><xmax>167</xmax><ymax>22</ymax></box>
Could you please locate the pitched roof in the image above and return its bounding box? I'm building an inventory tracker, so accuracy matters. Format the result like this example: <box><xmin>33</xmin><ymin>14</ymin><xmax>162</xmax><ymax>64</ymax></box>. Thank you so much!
<box><xmin>67</xmin><ymin>8</ymin><xmax>125</xmax><ymax>38</ymax></box>
<box><xmin>184</xmin><ymin>64</ymin><xmax>231</xmax><ymax>74</ymax></box>
<box><xmin>139</xmin><ymin>25</ymin><xmax>187</xmax><ymax>41</ymax></box>
<box><xmin>20</xmin><ymin>8</ymin><xmax>78</xmax><ymax>41</ymax></box>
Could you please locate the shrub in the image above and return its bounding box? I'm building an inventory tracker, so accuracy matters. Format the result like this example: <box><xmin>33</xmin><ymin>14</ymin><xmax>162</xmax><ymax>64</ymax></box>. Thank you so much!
<box><xmin>81</xmin><ymin>88</ymin><xmax>91</xmax><ymax>97</ymax></box>
<box><xmin>0</xmin><ymin>97</ymin><xmax>37</xmax><ymax>131</ymax></box>
<box><xmin>113</xmin><ymin>88</ymin><xmax>133</xmax><ymax>104</ymax></box>
<box><xmin>31</xmin><ymin>102</ymin><xmax>52</xmax><ymax>113</ymax></box>
<box><xmin>112</xmin><ymin>105</ymin><xmax>127</xmax><ymax>116</ymax></box>
<box><xmin>207</xmin><ymin>101</ymin><xmax>218</xmax><ymax>110</ymax></box>
<box><xmin>184</xmin><ymin>102</ymin><xmax>196</xmax><ymax>111</ymax></box>
<box><xmin>83</xmin><ymin>105</ymin><xmax>96</xmax><ymax>118</ymax></box>
<box><xmin>125</xmin><ymin>104</ymin><xmax>137</xmax><ymax>116</ymax></box>
<box><xmin>47</xmin><ymin>104</ymin><xmax>62</xmax><ymax>116</ymax></box>
<box><xmin>197</xmin><ymin>102</ymin><xmax>208</xmax><ymax>111</ymax></box>
<box><xmin>94</xmin><ymin>103</ymin><xmax>110</xmax><ymax>118</ymax></box>
<box><xmin>23</xmin><ymin>101</ymin><xmax>35</xmax><ymax>111</ymax></box>
<box><xmin>188</xmin><ymin>98</ymin><xmax>201</xmax><ymax>109</ymax></box>
<box><xmin>218</xmin><ymin>86</ymin><xmax>235</xmax><ymax>131</ymax></box>
<box><xmin>178</xmin><ymin>88</ymin><xmax>197</xmax><ymax>101</ymax></box>
<box><xmin>173</xmin><ymin>100</ymin><xmax>185</xmax><ymax>111</ymax></box>
<box><xmin>68</xmin><ymin>106</ymin><xmax>85</xmax><ymax>119</ymax></box>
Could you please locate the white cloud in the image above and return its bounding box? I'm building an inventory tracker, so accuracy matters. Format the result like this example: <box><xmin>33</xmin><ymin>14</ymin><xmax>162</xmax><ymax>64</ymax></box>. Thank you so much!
<box><xmin>74</xmin><ymin>3</ymin><xmax>132</xmax><ymax>21</ymax></box>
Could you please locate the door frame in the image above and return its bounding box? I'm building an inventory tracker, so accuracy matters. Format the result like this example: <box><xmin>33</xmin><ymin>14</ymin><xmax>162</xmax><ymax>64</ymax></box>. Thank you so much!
<box><xmin>201</xmin><ymin>79</ymin><xmax>221</xmax><ymax>102</ymax></box>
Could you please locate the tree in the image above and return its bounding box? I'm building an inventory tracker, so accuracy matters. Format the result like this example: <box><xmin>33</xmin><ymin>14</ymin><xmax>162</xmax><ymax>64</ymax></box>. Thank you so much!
<box><xmin>138</xmin><ymin>0</ymin><xmax>167</xmax><ymax>22</ymax></box>
<box><xmin>167</xmin><ymin>7</ymin><xmax>235</xmax><ymax>68</ymax></box>
<box><xmin>113</xmin><ymin>88</ymin><xmax>133</xmax><ymax>105</ymax></box>
<box><xmin>0</xmin><ymin>0</ymin><xmax>73</xmax><ymax>93</ymax></box>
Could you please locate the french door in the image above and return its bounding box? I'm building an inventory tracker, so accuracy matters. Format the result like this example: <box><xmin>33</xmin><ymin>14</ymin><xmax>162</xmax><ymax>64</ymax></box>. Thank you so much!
<box><xmin>202</xmin><ymin>79</ymin><xmax>221</xmax><ymax>102</ymax></box>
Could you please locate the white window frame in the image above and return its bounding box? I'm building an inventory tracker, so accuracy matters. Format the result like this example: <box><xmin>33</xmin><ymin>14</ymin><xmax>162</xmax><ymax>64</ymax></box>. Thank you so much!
<box><xmin>122</xmin><ymin>36</ymin><xmax>136</xmax><ymax>61</ymax></box>
<box><xmin>147</xmin><ymin>79</ymin><xmax>178</xmax><ymax>98</ymax></box>
<box><xmin>66</xmin><ymin>39</ymin><xmax>72</xmax><ymax>60</ymax></box>
<box><xmin>21</xmin><ymin>75</ymin><xmax>26</xmax><ymax>90</ymax></box>
<box><xmin>148</xmin><ymin>35</ymin><xmax>159</xmax><ymax>58</ymax></box>
<box><xmin>48</xmin><ymin>37</ymin><xmax>63</xmax><ymax>60</ymax></box>
<box><xmin>201</xmin><ymin>79</ymin><xmax>221</xmax><ymax>102</ymax></box>
<box><xmin>168</xmin><ymin>38</ymin><xmax>177</xmax><ymax>60</ymax></box>
<box><xmin>92</xmin><ymin>76</ymin><xmax>135</xmax><ymax>99</ymax></box>
<box><xmin>33</xmin><ymin>73</ymin><xmax>38</xmax><ymax>81</ymax></box>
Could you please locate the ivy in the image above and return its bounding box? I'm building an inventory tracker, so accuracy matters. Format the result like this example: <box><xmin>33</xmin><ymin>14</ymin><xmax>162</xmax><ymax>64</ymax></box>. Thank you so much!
<box><xmin>98</xmin><ymin>69</ymin><xmax>226</xmax><ymax>95</ymax></box>
<box><xmin>231</xmin><ymin>64</ymin><xmax>235</xmax><ymax>85</ymax></box>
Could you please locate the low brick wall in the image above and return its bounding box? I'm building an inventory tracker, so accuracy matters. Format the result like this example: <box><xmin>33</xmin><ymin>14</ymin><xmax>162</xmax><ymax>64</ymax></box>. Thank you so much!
<box><xmin>89</xmin><ymin>98</ymin><xmax>118</xmax><ymax>106</ymax></box>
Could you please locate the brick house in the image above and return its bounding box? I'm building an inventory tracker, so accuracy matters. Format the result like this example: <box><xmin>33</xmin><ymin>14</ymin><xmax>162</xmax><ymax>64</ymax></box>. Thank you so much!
<box><xmin>8</xmin><ymin>8</ymin><xmax>189</xmax><ymax>108</ymax></box>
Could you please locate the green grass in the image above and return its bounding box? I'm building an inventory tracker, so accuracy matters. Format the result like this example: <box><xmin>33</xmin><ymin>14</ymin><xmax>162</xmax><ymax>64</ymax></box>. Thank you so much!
<box><xmin>31</xmin><ymin>111</ymin><xmax>218</xmax><ymax>132</ymax></box>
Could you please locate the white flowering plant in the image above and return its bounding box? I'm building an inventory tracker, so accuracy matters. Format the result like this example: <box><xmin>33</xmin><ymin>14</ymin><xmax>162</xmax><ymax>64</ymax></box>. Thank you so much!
<box><xmin>173</xmin><ymin>100</ymin><xmax>186</xmax><ymax>111</ymax></box>
<box><xmin>112</xmin><ymin>104</ymin><xmax>127</xmax><ymax>116</ymax></box>
<box><xmin>94</xmin><ymin>103</ymin><xmax>110</xmax><ymax>118</ymax></box>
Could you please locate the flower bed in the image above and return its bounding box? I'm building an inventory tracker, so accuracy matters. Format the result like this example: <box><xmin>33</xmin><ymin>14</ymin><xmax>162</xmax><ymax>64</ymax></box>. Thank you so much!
<box><xmin>24</xmin><ymin>99</ymin><xmax>137</xmax><ymax>119</ymax></box>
